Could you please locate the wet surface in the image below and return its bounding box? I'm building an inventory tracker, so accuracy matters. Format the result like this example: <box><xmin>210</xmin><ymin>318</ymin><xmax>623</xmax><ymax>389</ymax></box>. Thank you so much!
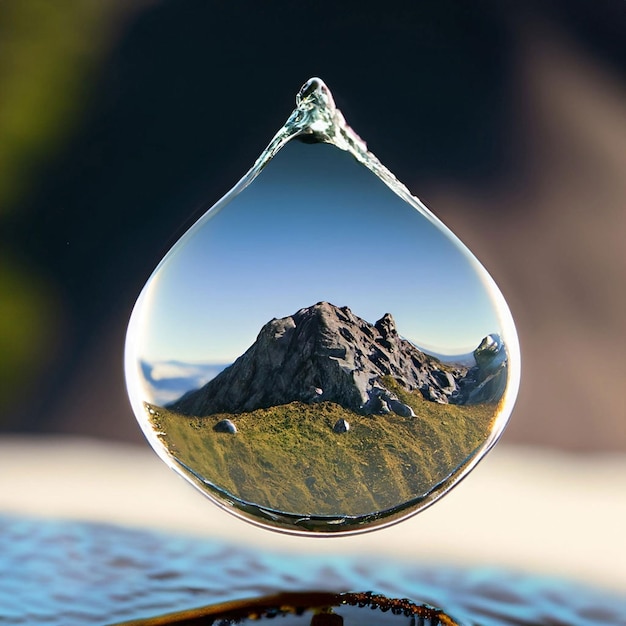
<box><xmin>1</xmin><ymin>514</ymin><xmax>624</xmax><ymax>625</ymax></box>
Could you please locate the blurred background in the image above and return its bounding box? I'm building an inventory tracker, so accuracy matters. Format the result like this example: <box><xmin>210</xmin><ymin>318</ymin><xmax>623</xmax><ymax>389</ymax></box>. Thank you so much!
<box><xmin>1</xmin><ymin>0</ymin><xmax>624</xmax><ymax>452</ymax></box>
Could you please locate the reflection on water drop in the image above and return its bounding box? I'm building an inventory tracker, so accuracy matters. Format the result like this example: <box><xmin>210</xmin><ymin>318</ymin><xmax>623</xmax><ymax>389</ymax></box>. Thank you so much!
<box><xmin>125</xmin><ymin>78</ymin><xmax>520</xmax><ymax>535</ymax></box>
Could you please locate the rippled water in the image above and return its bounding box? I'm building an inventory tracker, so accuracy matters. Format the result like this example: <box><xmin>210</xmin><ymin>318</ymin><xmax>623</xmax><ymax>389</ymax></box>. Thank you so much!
<box><xmin>1</xmin><ymin>515</ymin><xmax>624</xmax><ymax>625</ymax></box>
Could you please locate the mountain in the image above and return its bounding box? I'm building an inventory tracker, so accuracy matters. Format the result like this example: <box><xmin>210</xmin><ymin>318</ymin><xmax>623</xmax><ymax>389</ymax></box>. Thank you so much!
<box><xmin>169</xmin><ymin>302</ymin><xmax>507</xmax><ymax>417</ymax></box>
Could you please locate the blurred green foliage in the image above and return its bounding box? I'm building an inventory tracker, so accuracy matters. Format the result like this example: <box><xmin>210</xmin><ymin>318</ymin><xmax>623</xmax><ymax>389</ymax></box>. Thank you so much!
<box><xmin>0</xmin><ymin>0</ymin><xmax>124</xmax><ymax>420</ymax></box>
<box><xmin>0</xmin><ymin>0</ymin><xmax>115</xmax><ymax>211</ymax></box>
<box><xmin>0</xmin><ymin>258</ymin><xmax>60</xmax><ymax>410</ymax></box>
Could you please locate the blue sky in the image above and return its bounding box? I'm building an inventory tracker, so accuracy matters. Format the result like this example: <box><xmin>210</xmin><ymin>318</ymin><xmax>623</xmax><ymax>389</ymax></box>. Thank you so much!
<box><xmin>134</xmin><ymin>140</ymin><xmax>507</xmax><ymax>364</ymax></box>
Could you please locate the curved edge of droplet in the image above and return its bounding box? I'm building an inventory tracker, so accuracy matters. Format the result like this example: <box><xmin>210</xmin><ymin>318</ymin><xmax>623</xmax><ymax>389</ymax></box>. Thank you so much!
<box><xmin>124</xmin><ymin>286</ymin><xmax>183</xmax><ymax>479</ymax></box>
<box><xmin>124</xmin><ymin>77</ymin><xmax>522</xmax><ymax>537</ymax></box>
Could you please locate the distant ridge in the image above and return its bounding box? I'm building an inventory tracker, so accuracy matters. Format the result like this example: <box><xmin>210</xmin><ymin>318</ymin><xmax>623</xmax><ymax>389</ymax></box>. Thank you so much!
<box><xmin>170</xmin><ymin>302</ymin><xmax>507</xmax><ymax>417</ymax></box>
<box><xmin>416</xmin><ymin>347</ymin><xmax>476</xmax><ymax>367</ymax></box>
<box><xmin>141</xmin><ymin>360</ymin><xmax>228</xmax><ymax>406</ymax></box>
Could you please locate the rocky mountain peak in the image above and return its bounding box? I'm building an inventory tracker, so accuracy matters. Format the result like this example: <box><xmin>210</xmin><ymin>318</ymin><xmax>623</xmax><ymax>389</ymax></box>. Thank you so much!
<box><xmin>375</xmin><ymin>312</ymin><xmax>397</xmax><ymax>339</ymax></box>
<box><xmin>170</xmin><ymin>303</ymin><xmax>506</xmax><ymax>417</ymax></box>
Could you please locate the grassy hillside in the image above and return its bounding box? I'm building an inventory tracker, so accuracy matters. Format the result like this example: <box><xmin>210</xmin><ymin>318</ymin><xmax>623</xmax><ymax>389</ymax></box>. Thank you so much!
<box><xmin>147</xmin><ymin>379</ymin><xmax>499</xmax><ymax>517</ymax></box>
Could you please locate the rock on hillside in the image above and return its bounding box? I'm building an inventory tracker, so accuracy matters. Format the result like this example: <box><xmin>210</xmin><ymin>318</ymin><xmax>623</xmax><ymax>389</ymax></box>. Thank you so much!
<box><xmin>456</xmin><ymin>333</ymin><xmax>508</xmax><ymax>404</ymax></box>
<box><xmin>170</xmin><ymin>302</ymin><xmax>506</xmax><ymax>417</ymax></box>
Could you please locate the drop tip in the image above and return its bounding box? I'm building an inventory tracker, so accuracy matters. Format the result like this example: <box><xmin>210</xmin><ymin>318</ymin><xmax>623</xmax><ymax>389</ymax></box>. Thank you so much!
<box><xmin>296</xmin><ymin>77</ymin><xmax>336</xmax><ymax>112</ymax></box>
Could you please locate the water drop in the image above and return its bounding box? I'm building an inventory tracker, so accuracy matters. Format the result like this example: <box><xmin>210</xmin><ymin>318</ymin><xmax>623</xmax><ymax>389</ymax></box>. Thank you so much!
<box><xmin>125</xmin><ymin>78</ymin><xmax>520</xmax><ymax>535</ymax></box>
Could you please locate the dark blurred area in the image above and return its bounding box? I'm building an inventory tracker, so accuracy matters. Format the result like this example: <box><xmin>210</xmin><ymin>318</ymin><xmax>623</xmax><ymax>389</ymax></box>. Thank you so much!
<box><xmin>1</xmin><ymin>0</ymin><xmax>624</xmax><ymax>451</ymax></box>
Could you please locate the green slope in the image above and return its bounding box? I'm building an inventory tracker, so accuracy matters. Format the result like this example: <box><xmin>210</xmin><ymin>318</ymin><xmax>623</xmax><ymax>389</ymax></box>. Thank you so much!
<box><xmin>147</xmin><ymin>378</ymin><xmax>498</xmax><ymax>516</ymax></box>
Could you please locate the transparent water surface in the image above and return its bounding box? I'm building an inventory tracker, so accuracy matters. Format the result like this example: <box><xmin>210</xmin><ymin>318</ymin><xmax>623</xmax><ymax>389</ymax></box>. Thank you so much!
<box><xmin>125</xmin><ymin>78</ymin><xmax>520</xmax><ymax>534</ymax></box>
